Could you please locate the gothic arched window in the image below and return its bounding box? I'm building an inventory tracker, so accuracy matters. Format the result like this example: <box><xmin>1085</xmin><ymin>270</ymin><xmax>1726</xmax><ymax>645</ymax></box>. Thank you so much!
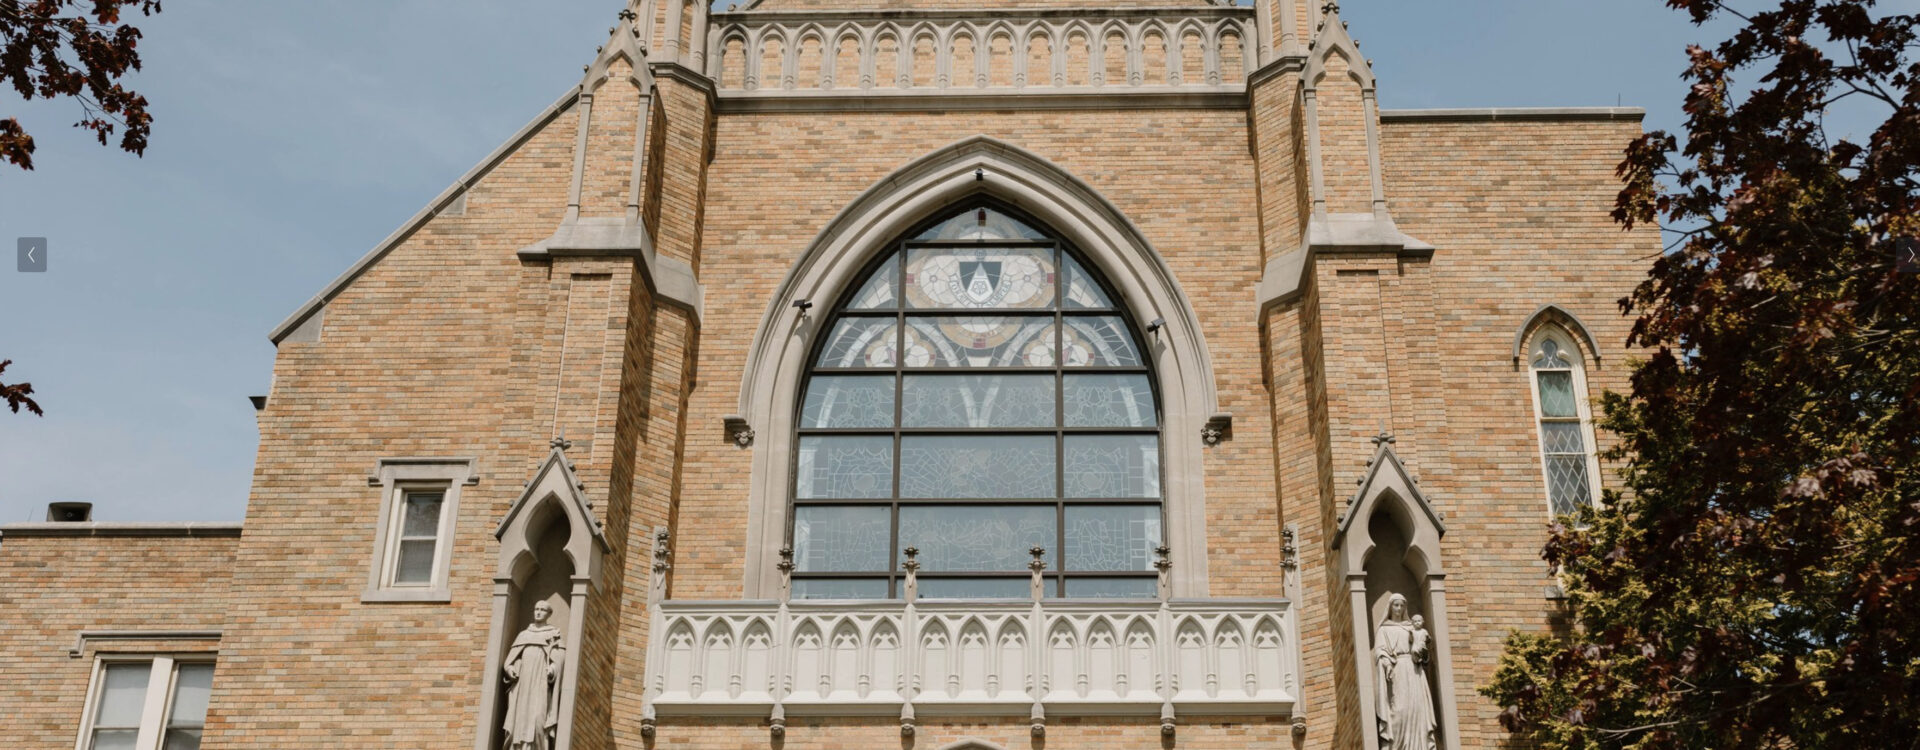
<box><xmin>1527</xmin><ymin>329</ymin><xmax>1601</xmax><ymax>516</ymax></box>
<box><xmin>789</xmin><ymin>202</ymin><xmax>1163</xmax><ymax>599</ymax></box>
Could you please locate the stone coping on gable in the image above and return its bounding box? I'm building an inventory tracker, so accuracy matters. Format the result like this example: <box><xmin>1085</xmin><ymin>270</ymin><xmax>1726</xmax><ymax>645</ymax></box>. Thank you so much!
<box><xmin>1379</xmin><ymin>106</ymin><xmax>1645</xmax><ymax>122</ymax></box>
<box><xmin>0</xmin><ymin>522</ymin><xmax>243</xmax><ymax>539</ymax></box>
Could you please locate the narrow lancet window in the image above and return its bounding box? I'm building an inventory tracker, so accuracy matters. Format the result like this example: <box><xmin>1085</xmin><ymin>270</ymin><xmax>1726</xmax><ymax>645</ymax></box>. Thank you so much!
<box><xmin>1528</xmin><ymin>331</ymin><xmax>1601</xmax><ymax>516</ymax></box>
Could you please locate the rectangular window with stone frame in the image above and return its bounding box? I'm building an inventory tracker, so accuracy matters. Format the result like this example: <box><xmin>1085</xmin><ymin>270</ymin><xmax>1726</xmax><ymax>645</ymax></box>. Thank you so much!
<box><xmin>362</xmin><ymin>458</ymin><xmax>476</xmax><ymax>602</ymax></box>
<box><xmin>77</xmin><ymin>655</ymin><xmax>214</xmax><ymax>750</ymax></box>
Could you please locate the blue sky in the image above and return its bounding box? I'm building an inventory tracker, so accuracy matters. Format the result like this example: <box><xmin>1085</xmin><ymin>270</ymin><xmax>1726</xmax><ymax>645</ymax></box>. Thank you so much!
<box><xmin>0</xmin><ymin>1</ymin><xmax>1890</xmax><ymax>522</ymax></box>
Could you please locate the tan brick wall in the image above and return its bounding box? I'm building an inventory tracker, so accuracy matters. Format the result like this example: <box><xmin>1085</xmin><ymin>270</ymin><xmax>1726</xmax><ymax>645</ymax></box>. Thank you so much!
<box><xmin>0</xmin><ymin>531</ymin><xmax>236</xmax><ymax>749</ymax></box>
<box><xmin>200</xmin><ymin>100</ymin><xmax>585</xmax><ymax>749</ymax></box>
<box><xmin>1377</xmin><ymin>116</ymin><xmax>1653</xmax><ymax>747</ymax></box>
<box><xmin>675</xmin><ymin>108</ymin><xmax>1282</xmax><ymax>603</ymax></box>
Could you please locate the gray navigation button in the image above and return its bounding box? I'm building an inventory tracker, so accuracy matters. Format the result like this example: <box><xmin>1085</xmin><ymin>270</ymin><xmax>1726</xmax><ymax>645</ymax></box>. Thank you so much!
<box><xmin>17</xmin><ymin>237</ymin><xmax>47</xmax><ymax>272</ymax></box>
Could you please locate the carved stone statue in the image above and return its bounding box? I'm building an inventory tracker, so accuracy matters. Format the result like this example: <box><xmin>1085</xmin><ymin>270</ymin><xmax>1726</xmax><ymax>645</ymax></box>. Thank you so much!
<box><xmin>1374</xmin><ymin>593</ymin><xmax>1438</xmax><ymax>750</ymax></box>
<box><xmin>502</xmin><ymin>601</ymin><xmax>566</xmax><ymax>750</ymax></box>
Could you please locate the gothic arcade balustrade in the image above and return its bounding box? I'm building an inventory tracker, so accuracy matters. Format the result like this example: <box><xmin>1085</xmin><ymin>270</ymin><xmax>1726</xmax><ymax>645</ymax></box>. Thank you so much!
<box><xmin>704</xmin><ymin>6</ymin><xmax>1261</xmax><ymax>107</ymax></box>
<box><xmin>643</xmin><ymin>597</ymin><xmax>1298</xmax><ymax>719</ymax></box>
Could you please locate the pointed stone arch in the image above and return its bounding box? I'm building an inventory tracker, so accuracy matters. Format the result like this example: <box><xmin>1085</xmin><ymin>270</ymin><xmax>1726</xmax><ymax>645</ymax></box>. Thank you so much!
<box><xmin>935</xmin><ymin>739</ymin><xmax>1007</xmax><ymax>750</ymax></box>
<box><xmin>1512</xmin><ymin>303</ymin><xmax>1604</xmax><ymax>369</ymax></box>
<box><xmin>733</xmin><ymin>135</ymin><xmax>1219</xmax><ymax>599</ymax></box>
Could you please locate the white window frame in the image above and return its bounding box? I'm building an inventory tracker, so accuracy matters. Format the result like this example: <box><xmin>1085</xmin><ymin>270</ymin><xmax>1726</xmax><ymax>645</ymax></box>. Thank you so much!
<box><xmin>73</xmin><ymin>653</ymin><xmax>217</xmax><ymax>750</ymax></box>
<box><xmin>1525</xmin><ymin>329</ymin><xmax>1604</xmax><ymax>517</ymax></box>
<box><xmin>362</xmin><ymin>457</ymin><xmax>476</xmax><ymax>602</ymax></box>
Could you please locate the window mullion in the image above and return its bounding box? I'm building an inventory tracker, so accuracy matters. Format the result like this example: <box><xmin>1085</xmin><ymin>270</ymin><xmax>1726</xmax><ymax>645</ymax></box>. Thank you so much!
<box><xmin>133</xmin><ymin>657</ymin><xmax>173</xmax><ymax>750</ymax></box>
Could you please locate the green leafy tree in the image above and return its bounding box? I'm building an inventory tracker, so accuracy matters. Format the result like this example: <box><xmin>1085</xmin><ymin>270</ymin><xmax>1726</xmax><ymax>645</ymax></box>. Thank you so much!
<box><xmin>1</xmin><ymin>0</ymin><xmax>162</xmax><ymax>170</ymax></box>
<box><xmin>1484</xmin><ymin>1</ymin><xmax>1918</xmax><ymax>747</ymax></box>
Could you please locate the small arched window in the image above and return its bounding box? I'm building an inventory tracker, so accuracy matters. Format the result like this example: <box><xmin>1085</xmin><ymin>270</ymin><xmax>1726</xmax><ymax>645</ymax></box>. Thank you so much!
<box><xmin>1526</xmin><ymin>329</ymin><xmax>1601</xmax><ymax>516</ymax></box>
<box><xmin>789</xmin><ymin>202</ymin><xmax>1163</xmax><ymax>600</ymax></box>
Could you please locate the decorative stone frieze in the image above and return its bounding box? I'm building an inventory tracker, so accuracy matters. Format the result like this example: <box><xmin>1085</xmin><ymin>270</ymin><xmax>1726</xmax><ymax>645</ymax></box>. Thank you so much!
<box><xmin>641</xmin><ymin>597</ymin><xmax>1300</xmax><ymax>725</ymax></box>
<box><xmin>706</xmin><ymin>7</ymin><xmax>1260</xmax><ymax>110</ymax></box>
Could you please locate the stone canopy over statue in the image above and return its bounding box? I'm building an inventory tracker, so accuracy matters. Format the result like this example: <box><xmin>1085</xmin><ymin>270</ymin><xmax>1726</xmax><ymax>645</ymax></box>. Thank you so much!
<box><xmin>1374</xmin><ymin>593</ymin><xmax>1438</xmax><ymax>750</ymax></box>
<box><xmin>502</xmin><ymin>601</ymin><xmax>566</xmax><ymax>750</ymax></box>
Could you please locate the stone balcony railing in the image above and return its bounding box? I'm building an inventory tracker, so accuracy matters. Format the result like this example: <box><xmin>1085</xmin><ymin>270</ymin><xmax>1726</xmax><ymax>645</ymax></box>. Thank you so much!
<box><xmin>639</xmin><ymin>548</ymin><xmax>1299</xmax><ymax>735</ymax></box>
<box><xmin>702</xmin><ymin>5</ymin><xmax>1265</xmax><ymax>110</ymax></box>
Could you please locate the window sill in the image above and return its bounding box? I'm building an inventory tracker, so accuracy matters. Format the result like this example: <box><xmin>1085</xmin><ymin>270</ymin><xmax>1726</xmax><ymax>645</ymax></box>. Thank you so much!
<box><xmin>361</xmin><ymin>587</ymin><xmax>451</xmax><ymax>604</ymax></box>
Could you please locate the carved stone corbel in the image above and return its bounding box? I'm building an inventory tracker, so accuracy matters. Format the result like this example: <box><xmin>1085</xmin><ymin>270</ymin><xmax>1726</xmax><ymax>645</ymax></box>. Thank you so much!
<box><xmin>723</xmin><ymin>414</ymin><xmax>753</xmax><ymax>447</ymax></box>
<box><xmin>1202</xmin><ymin>412</ymin><xmax>1233</xmax><ymax>446</ymax></box>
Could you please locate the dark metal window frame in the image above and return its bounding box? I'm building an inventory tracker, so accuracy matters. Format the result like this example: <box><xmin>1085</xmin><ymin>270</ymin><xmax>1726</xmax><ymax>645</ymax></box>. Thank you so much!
<box><xmin>788</xmin><ymin>199</ymin><xmax>1167</xmax><ymax>598</ymax></box>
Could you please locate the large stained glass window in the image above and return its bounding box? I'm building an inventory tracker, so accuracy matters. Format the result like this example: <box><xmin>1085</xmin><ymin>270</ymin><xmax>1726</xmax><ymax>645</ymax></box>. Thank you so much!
<box><xmin>791</xmin><ymin>203</ymin><xmax>1163</xmax><ymax>600</ymax></box>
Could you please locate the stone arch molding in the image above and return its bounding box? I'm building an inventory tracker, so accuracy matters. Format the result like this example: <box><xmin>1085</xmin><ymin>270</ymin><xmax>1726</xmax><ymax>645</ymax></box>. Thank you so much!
<box><xmin>736</xmin><ymin>135</ymin><xmax>1220</xmax><ymax>599</ymax></box>
<box><xmin>1512</xmin><ymin>303</ymin><xmax>1603</xmax><ymax>370</ymax></box>
<box><xmin>935</xmin><ymin>740</ymin><xmax>1007</xmax><ymax>750</ymax></box>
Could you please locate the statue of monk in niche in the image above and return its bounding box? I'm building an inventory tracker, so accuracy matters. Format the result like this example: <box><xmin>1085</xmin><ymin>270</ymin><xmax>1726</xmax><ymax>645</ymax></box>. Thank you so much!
<box><xmin>1374</xmin><ymin>593</ymin><xmax>1438</xmax><ymax>750</ymax></box>
<box><xmin>502</xmin><ymin>601</ymin><xmax>566</xmax><ymax>750</ymax></box>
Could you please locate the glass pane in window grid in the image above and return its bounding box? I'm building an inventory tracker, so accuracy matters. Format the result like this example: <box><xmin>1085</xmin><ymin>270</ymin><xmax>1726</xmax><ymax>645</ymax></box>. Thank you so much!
<box><xmin>918</xmin><ymin>577</ymin><xmax>1032</xmax><ymax>599</ymax></box>
<box><xmin>903</xmin><ymin>316</ymin><xmax>1056</xmax><ymax>368</ymax></box>
<box><xmin>1062</xmin><ymin>316</ymin><xmax>1142</xmax><ymax>367</ymax></box>
<box><xmin>846</xmin><ymin>254</ymin><xmax>899</xmax><ymax>309</ymax></box>
<box><xmin>818</xmin><ymin>317</ymin><xmax>899</xmax><ymax>368</ymax></box>
<box><xmin>395</xmin><ymin>539</ymin><xmax>437</xmax><ymax>584</ymax></box>
<box><xmin>401</xmin><ymin>492</ymin><xmax>443</xmax><ymax>538</ymax></box>
<box><xmin>167</xmin><ymin>663</ymin><xmax>214</xmax><ymax>729</ymax></box>
<box><xmin>91</xmin><ymin>730</ymin><xmax>139</xmax><ymax>750</ymax></box>
<box><xmin>796</xmin><ymin>436</ymin><xmax>894</xmax><ymax>499</ymax></box>
<box><xmin>905</xmin><ymin>246</ymin><xmax>1056</xmax><ymax>310</ymax></box>
<box><xmin>94</xmin><ymin>662</ymin><xmax>151</xmax><ymax>728</ymax></box>
<box><xmin>899</xmin><ymin>505</ymin><xmax>1055</xmax><ymax>571</ymax></box>
<box><xmin>902</xmin><ymin>374</ymin><xmax>1054</xmax><ymax>428</ymax></box>
<box><xmin>1063</xmin><ymin>374</ymin><xmax>1156</xmax><ymax>427</ymax></box>
<box><xmin>1064</xmin><ymin>436</ymin><xmax>1160</xmax><ymax>498</ymax></box>
<box><xmin>1065</xmin><ymin>505</ymin><xmax>1162</xmax><ymax>571</ymax></box>
<box><xmin>1546</xmin><ymin>455</ymin><xmax>1593</xmax><ymax>516</ymax></box>
<box><xmin>793</xmin><ymin>506</ymin><xmax>891</xmax><ymax>572</ymax></box>
<box><xmin>1535</xmin><ymin>371</ymin><xmax>1578</xmax><ymax>418</ymax></box>
<box><xmin>1062</xmin><ymin>254</ymin><xmax>1115</xmax><ymax>310</ymax></box>
<box><xmin>791</xmin><ymin>578</ymin><xmax>890</xmax><ymax>600</ymax></box>
<box><xmin>915</xmin><ymin>207</ymin><xmax>1045</xmax><ymax>241</ymax></box>
<box><xmin>1539</xmin><ymin>421</ymin><xmax>1587</xmax><ymax>454</ymax></box>
<box><xmin>162</xmin><ymin>729</ymin><xmax>203</xmax><ymax>750</ymax></box>
<box><xmin>801</xmin><ymin>375</ymin><xmax>896</xmax><ymax>429</ymax></box>
<box><xmin>900</xmin><ymin>435</ymin><xmax>1055</xmax><ymax>499</ymax></box>
<box><xmin>1063</xmin><ymin>577</ymin><xmax>1158</xmax><ymax>599</ymax></box>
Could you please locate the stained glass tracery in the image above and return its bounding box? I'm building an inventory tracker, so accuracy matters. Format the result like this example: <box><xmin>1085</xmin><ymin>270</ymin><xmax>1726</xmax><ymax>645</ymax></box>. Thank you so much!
<box><xmin>791</xmin><ymin>205</ymin><xmax>1164</xmax><ymax>599</ymax></box>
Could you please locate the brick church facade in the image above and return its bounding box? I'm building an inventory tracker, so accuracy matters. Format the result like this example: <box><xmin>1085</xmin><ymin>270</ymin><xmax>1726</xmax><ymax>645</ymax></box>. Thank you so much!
<box><xmin>1</xmin><ymin>0</ymin><xmax>1654</xmax><ymax>748</ymax></box>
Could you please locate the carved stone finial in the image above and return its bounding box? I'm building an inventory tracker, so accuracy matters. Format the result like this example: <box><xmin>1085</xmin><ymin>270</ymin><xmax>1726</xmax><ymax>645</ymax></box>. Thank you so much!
<box><xmin>653</xmin><ymin>529</ymin><xmax>672</xmax><ymax>573</ymax></box>
<box><xmin>777</xmin><ymin>546</ymin><xmax>795</xmax><ymax>574</ymax></box>
<box><xmin>1153</xmin><ymin>545</ymin><xmax>1173</xmax><ymax>572</ymax></box>
<box><xmin>1371</xmin><ymin>430</ymin><xmax>1397</xmax><ymax>447</ymax></box>
<box><xmin>550</xmin><ymin>436</ymin><xmax>573</xmax><ymax>452</ymax></box>
<box><xmin>1280</xmin><ymin>528</ymin><xmax>1299</xmax><ymax>570</ymax></box>
<box><xmin>1320</xmin><ymin>0</ymin><xmax>1340</xmax><ymax>14</ymax></box>
<box><xmin>617</xmin><ymin>7</ymin><xmax>637</xmax><ymax>21</ymax></box>
<box><xmin>902</xmin><ymin>546</ymin><xmax>920</xmax><ymax>573</ymax></box>
<box><xmin>1028</xmin><ymin>546</ymin><xmax>1047</xmax><ymax>573</ymax></box>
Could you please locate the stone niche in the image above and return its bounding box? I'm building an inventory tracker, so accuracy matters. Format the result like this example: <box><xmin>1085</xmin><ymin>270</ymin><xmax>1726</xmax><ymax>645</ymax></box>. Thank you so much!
<box><xmin>1333</xmin><ymin>441</ymin><xmax>1463</xmax><ymax>750</ymax></box>
<box><xmin>474</xmin><ymin>441</ymin><xmax>608</xmax><ymax>750</ymax></box>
